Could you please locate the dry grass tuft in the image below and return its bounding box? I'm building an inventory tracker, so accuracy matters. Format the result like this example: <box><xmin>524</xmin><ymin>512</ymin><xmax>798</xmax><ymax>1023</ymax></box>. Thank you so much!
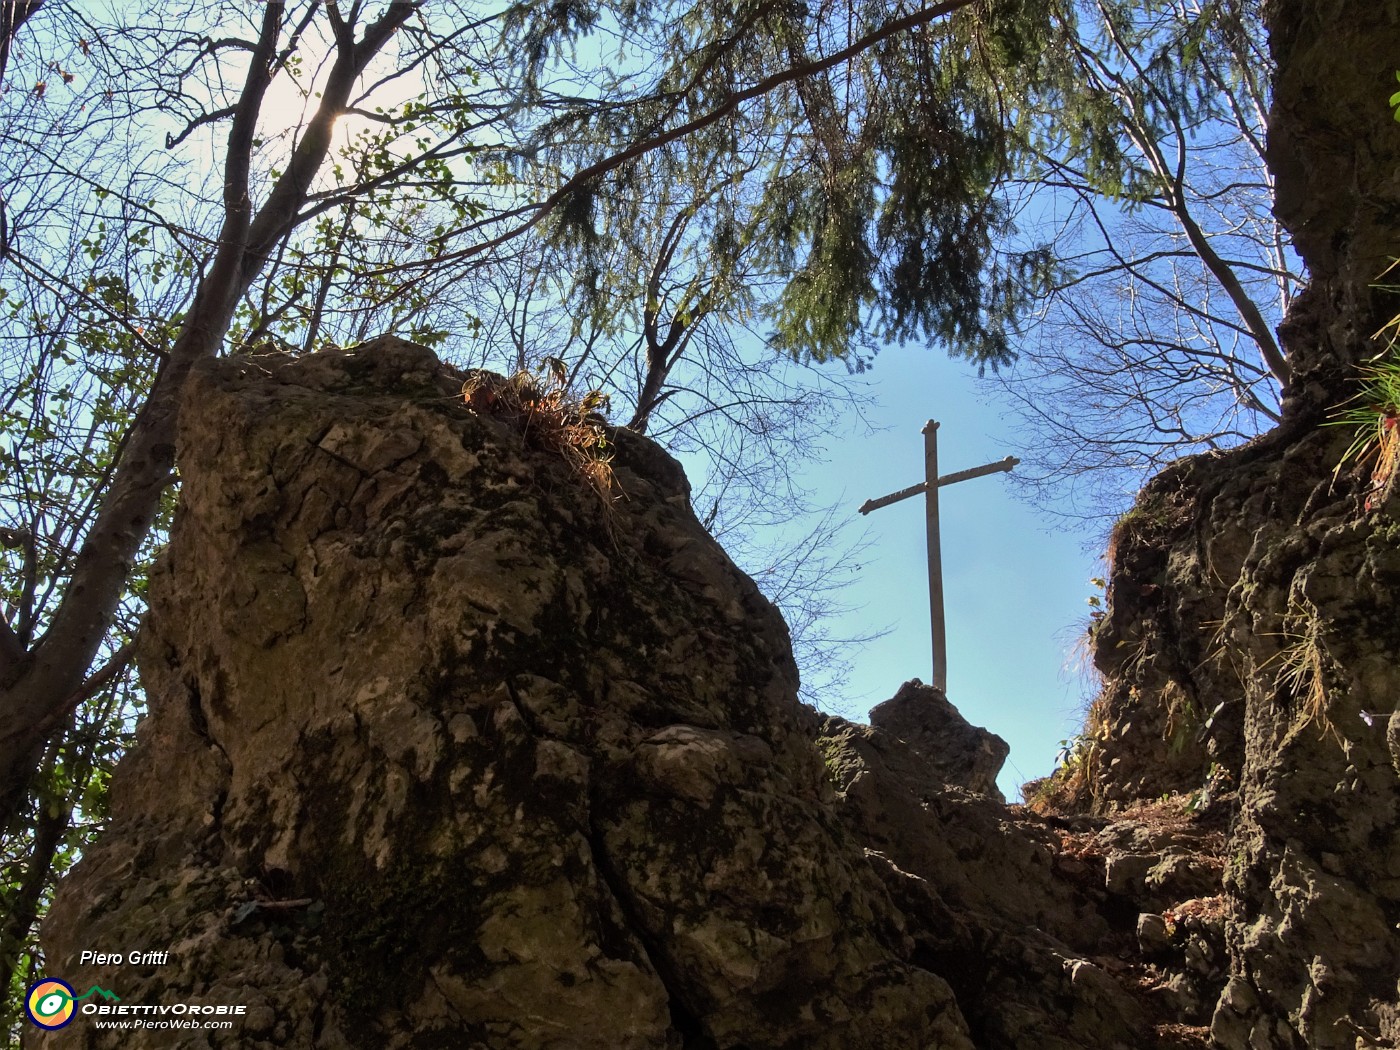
<box><xmin>1271</xmin><ymin>599</ymin><xmax>1335</xmax><ymax>738</ymax></box>
<box><xmin>461</xmin><ymin>368</ymin><xmax>619</xmax><ymax>520</ymax></box>
<box><xmin>1329</xmin><ymin>262</ymin><xmax>1400</xmax><ymax>511</ymax></box>
<box><xmin>1330</xmin><ymin>361</ymin><xmax>1400</xmax><ymax>510</ymax></box>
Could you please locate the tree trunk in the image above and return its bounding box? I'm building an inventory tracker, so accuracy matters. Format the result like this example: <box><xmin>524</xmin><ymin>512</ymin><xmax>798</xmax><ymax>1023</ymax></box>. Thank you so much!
<box><xmin>0</xmin><ymin>1</ymin><xmax>421</xmax><ymax>833</ymax></box>
<box><xmin>0</xmin><ymin>315</ymin><xmax>223</xmax><ymax>832</ymax></box>
<box><xmin>0</xmin><ymin>737</ymin><xmax>71</xmax><ymax>1034</ymax></box>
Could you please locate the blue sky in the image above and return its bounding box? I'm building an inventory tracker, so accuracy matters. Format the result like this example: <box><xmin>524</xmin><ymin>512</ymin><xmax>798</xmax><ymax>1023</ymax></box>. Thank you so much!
<box><xmin>160</xmin><ymin>3</ymin><xmax>1195</xmax><ymax>798</ymax></box>
<box><xmin>785</xmin><ymin>345</ymin><xmax>1105</xmax><ymax>798</ymax></box>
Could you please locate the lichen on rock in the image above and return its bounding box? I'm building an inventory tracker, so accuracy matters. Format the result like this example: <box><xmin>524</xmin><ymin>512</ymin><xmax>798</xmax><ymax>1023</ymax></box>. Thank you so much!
<box><xmin>37</xmin><ymin>337</ymin><xmax>1244</xmax><ymax>1049</ymax></box>
<box><xmin>37</xmin><ymin>339</ymin><xmax>979</xmax><ymax>1049</ymax></box>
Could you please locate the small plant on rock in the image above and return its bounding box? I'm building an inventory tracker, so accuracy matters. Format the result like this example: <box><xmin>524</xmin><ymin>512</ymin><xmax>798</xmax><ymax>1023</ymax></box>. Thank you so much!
<box><xmin>461</xmin><ymin>364</ymin><xmax>619</xmax><ymax>515</ymax></box>
<box><xmin>1025</xmin><ymin>696</ymin><xmax>1111</xmax><ymax>814</ymax></box>
<box><xmin>1329</xmin><ymin>264</ymin><xmax>1400</xmax><ymax>510</ymax></box>
<box><xmin>1328</xmin><ymin>358</ymin><xmax>1400</xmax><ymax>510</ymax></box>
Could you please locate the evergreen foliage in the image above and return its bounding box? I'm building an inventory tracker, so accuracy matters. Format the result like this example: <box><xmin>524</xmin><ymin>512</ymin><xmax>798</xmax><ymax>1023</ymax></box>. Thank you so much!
<box><xmin>0</xmin><ymin>2</ymin><xmax>1305</xmax><ymax>1035</ymax></box>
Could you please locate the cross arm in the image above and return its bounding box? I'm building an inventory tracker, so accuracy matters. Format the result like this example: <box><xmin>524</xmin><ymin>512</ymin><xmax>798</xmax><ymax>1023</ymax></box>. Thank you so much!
<box><xmin>857</xmin><ymin>456</ymin><xmax>1019</xmax><ymax>515</ymax></box>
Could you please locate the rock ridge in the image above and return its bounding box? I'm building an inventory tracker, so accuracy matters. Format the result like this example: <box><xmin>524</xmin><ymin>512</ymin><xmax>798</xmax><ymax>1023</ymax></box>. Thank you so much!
<box><xmin>37</xmin><ymin>339</ymin><xmax>1229</xmax><ymax>1049</ymax></box>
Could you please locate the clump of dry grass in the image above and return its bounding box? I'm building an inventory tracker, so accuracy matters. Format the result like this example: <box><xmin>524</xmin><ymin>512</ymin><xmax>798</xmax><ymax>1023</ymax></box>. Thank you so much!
<box><xmin>1329</xmin><ymin>263</ymin><xmax>1400</xmax><ymax>511</ymax></box>
<box><xmin>461</xmin><ymin>367</ymin><xmax>618</xmax><ymax>517</ymax></box>
<box><xmin>1329</xmin><ymin>357</ymin><xmax>1400</xmax><ymax>511</ymax></box>
<box><xmin>1271</xmin><ymin>598</ymin><xmax>1335</xmax><ymax>738</ymax></box>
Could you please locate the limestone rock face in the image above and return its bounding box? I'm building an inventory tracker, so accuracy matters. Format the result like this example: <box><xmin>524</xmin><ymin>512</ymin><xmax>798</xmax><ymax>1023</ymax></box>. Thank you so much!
<box><xmin>37</xmin><ymin>339</ymin><xmax>1228</xmax><ymax>1050</ymax></box>
<box><xmin>38</xmin><ymin>340</ymin><xmax>979</xmax><ymax>1050</ymax></box>
<box><xmin>1091</xmin><ymin>427</ymin><xmax>1400</xmax><ymax>1050</ymax></box>
<box><xmin>1073</xmin><ymin>3</ymin><xmax>1400</xmax><ymax>1047</ymax></box>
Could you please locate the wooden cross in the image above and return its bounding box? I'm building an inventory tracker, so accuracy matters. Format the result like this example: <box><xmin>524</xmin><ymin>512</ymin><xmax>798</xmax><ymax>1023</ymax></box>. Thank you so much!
<box><xmin>858</xmin><ymin>420</ymin><xmax>1018</xmax><ymax>694</ymax></box>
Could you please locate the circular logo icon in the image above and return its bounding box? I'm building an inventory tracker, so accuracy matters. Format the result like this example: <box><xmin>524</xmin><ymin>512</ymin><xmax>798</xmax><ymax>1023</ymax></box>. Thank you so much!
<box><xmin>26</xmin><ymin>978</ymin><xmax>76</xmax><ymax>1030</ymax></box>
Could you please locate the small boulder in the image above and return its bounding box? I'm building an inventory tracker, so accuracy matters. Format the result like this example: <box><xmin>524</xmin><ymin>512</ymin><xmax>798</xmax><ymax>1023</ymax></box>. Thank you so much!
<box><xmin>869</xmin><ymin>679</ymin><xmax>1010</xmax><ymax>799</ymax></box>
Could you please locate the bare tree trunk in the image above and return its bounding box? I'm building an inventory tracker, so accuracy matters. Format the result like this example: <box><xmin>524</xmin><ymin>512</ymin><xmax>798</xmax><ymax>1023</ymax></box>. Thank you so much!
<box><xmin>630</xmin><ymin>211</ymin><xmax>698</xmax><ymax>433</ymax></box>
<box><xmin>0</xmin><ymin>308</ymin><xmax>224</xmax><ymax>830</ymax></box>
<box><xmin>0</xmin><ymin>1</ymin><xmax>421</xmax><ymax>832</ymax></box>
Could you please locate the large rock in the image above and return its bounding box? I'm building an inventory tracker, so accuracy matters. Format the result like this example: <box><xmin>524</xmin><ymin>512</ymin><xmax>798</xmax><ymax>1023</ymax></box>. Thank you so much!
<box><xmin>36</xmin><ymin>339</ymin><xmax>1231</xmax><ymax>1049</ymax></box>
<box><xmin>1063</xmin><ymin>4</ymin><xmax>1400</xmax><ymax>1047</ymax></box>
<box><xmin>867</xmin><ymin>680</ymin><xmax>1009</xmax><ymax>801</ymax></box>
<box><xmin>35</xmin><ymin>340</ymin><xmax>974</xmax><ymax>1050</ymax></box>
<box><xmin>817</xmin><ymin>713</ymin><xmax>1155</xmax><ymax>1050</ymax></box>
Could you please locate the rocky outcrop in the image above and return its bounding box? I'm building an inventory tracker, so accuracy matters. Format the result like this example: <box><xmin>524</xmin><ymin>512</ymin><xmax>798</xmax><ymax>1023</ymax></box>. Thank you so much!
<box><xmin>1077</xmin><ymin>454</ymin><xmax>1244</xmax><ymax>808</ymax></box>
<box><xmin>1058</xmin><ymin>3</ymin><xmax>1400</xmax><ymax>1047</ymax></box>
<box><xmin>21</xmin><ymin>7</ymin><xmax>1400</xmax><ymax>1050</ymax></box>
<box><xmin>821</xmin><ymin>715</ymin><xmax>1183</xmax><ymax>1050</ymax></box>
<box><xmin>35</xmin><ymin>339</ymin><xmax>1231</xmax><ymax>1049</ymax></box>
<box><xmin>863</xmin><ymin>680</ymin><xmax>1010</xmax><ymax>801</ymax></box>
<box><xmin>1084</xmin><ymin>425</ymin><xmax>1400</xmax><ymax>1049</ymax></box>
<box><xmin>36</xmin><ymin>340</ymin><xmax>975</xmax><ymax>1049</ymax></box>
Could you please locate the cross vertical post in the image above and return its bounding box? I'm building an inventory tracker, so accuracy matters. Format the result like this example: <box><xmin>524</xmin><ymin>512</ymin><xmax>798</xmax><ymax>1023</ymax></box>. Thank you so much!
<box><xmin>923</xmin><ymin>421</ymin><xmax>947</xmax><ymax>692</ymax></box>
<box><xmin>858</xmin><ymin>421</ymin><xmax>1019</xmax><ymax>695</ymax></box>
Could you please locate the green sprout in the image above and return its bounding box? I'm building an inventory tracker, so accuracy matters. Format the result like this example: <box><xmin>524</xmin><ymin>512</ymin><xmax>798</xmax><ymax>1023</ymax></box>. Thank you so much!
<box><xmin>1327</xmin><ymin>264</ymin><xmax>1400</xmax><ymax>509</ymax></box>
